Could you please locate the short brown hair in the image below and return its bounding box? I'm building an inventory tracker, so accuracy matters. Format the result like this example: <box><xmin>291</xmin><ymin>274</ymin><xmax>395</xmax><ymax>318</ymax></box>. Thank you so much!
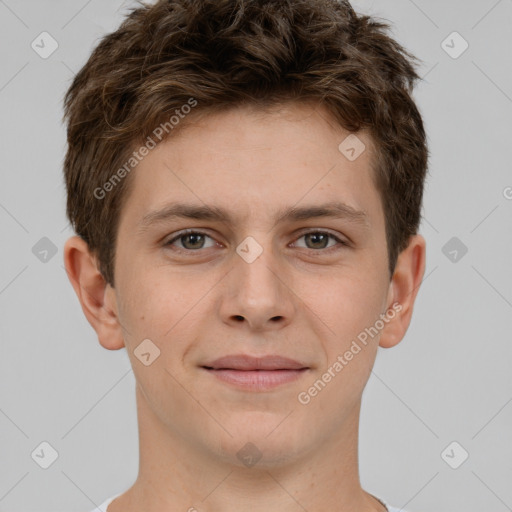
<box><xmin>63</xmin><ymin>0</ymin><xmax>428</xmax><ymax>287</ymax></box>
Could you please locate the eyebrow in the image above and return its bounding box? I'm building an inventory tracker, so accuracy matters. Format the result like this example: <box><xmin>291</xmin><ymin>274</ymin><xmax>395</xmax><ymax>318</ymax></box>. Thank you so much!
<box><xmin>138</xmin><ymin>201</ymin><xmax>370</xmax><ymax>232</ymax></box>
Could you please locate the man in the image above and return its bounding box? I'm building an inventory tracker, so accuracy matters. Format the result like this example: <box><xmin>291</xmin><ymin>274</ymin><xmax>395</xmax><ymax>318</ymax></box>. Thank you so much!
<box><xmin>62</xmin><ymin>1</ymin><xmax>428</xmax><ymax>510</ymax></box>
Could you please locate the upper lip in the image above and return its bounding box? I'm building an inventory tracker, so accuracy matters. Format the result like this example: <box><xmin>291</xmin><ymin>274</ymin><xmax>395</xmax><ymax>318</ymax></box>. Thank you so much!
<box><xmin>203</xmin><ymin>355</ymin><xmax>309</xmax><ymax>371</ymax></box>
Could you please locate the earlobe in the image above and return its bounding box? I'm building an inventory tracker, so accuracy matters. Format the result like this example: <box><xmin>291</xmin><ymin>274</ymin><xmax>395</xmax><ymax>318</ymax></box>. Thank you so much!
<box><xmin>379</xmin><ymin>234</ymin><xmax>426</xmax><ymax>349</ymax></box>
<box><xmin>63</xmin><ymin>235</ymin><xmax>125</xmax><ymax>350</ymax></box>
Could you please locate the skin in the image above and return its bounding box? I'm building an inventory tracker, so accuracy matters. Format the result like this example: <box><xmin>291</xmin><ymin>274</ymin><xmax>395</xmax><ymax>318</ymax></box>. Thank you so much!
<box><xmin>64</xmin><ymin>102</ymin><xmax>426</xmax><ymax>512</ymax></box>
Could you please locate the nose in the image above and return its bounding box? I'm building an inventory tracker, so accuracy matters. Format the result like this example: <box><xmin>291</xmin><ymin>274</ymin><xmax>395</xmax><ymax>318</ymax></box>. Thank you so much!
<box><xmin>217</xmin><ymin>241</ymin><xmax>296</xmax><ymax>332</ymax></box>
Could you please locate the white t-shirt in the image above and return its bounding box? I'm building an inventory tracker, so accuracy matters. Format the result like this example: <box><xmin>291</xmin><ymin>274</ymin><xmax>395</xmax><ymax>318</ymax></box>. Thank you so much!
<box><xmin>91</xmin><ymin>493</ymin><xmax>406</xmax><ymax>511</ymax></box>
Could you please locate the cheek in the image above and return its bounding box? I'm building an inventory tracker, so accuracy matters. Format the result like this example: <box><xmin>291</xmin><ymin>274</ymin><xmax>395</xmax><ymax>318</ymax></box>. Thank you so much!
<box><xmin>303</xmin><ymin>270</ymin><xmax>386</xmax><ymax>341</ymax></box>
<box><xmin>117</xmin><ymin>268</ymin><xmax>216</xmax><ymax>377</ymax></box>
<box><xmin>116</xmin><ymin>268</ymin><xmax>190</xmax><ymax>343</ymax></box>
<box><xmin>302</xmin><ymin>276</ymin><xmax>384</xmax><ymax>407</ymax></box>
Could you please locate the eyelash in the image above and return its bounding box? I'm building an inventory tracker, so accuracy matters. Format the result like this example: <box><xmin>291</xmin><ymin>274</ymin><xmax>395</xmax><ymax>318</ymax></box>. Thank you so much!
<box><xmin>164</xmin><ymin>229</ymin><xmax>349</xmax><ymax>253</ymax></box>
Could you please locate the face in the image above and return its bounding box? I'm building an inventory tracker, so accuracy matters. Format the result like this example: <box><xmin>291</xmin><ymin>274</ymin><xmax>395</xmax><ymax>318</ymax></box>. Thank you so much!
<box><xmin>101</xmin><ymin>102</ymin><xmax>404</xmax><ymax>466</ymax></box>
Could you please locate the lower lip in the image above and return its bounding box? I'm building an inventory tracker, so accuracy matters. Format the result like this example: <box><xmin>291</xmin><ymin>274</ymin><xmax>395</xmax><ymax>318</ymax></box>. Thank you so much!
<box><xmin>204</xmin><ymin>368</ymin><xmax>308</xmax><ymax>391</ymax></box>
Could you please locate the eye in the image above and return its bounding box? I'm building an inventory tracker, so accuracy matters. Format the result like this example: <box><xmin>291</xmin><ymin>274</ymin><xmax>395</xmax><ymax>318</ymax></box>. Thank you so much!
<box><xmin>164</xmin><ymin>230</ymin><xmax>218</xmax><ymax>250</ymax></box>
<box><xmin>163</xmin><ymin>229</ymin><xmax>348</xmax><ymax>253</ymax></box>
<box><xmin>292</xmin><ymin>231</ymin><xmax>347</xmax><ymax>251</ymax></box>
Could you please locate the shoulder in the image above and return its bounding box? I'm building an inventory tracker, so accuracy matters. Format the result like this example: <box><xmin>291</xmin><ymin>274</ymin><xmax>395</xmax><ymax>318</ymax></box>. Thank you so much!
<box><xmin>88</xmin><ymin>494</ymin><xmax>121</xmax><ymax>512</ymax></box>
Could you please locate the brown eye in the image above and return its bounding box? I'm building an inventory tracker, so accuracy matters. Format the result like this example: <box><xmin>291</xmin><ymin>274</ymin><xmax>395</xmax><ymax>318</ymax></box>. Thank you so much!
<box><xmin>304</xmin><ymin>233</ymin><xmax>330</xmax><ymax>249</ymax></box>
<box><xmin>293</xmin><ymin>231</ymin><xmax>346</xmax><ymax>250</ymax></box>
<box><xmin>179</xmin><ymin>233</ymin><xmax>206</xmax><ymax>249</ymax></box>
<box><xmin>165</xmin><ymin>231</ymin><xmax>216</xmax><ymax>250</ymax></box>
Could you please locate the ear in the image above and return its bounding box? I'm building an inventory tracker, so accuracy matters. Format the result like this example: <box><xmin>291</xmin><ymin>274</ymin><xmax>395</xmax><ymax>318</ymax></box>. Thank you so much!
<box><xmin>63</xmin><ymin>235</ymin><xmax>125</xmax><ymax>350</ymax></box>
<box><xmin>379</xmin><ymin>234</ymin><xmax>426</xmax><ymax>349</ymax></box>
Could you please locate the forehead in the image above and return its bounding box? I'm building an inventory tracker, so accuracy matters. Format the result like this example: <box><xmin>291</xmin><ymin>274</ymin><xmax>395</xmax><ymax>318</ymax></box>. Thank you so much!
<box><xmin>119</xmin><ymin>102</ymin><xmax>382</xmax><ymax>229</ymax></box>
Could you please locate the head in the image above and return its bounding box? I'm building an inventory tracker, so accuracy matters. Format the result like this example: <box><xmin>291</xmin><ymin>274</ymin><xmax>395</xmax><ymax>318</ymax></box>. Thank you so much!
<box><xmin>63</xmin><ymin>0</ymin><xmax>427</xmax><ymax>468</ymax></box>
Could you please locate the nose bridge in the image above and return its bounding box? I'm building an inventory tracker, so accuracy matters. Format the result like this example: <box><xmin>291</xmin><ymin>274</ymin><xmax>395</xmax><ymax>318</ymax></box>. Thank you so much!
<box><xmin>235</xmin><ymin>237</ymin><xmax>282</xmax><ymax>306</ymax></box>
<box><xmin>220</xmin><ymin>234</ymin><xmax>294</xmax><ymax>328</ymax></box>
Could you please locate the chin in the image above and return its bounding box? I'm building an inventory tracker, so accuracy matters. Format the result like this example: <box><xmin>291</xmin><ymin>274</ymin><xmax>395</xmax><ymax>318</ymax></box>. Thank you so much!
<box><xmin>214</xmin><ymin>418</ymin><xmax>311</xmax><ymax>468</ymax></box>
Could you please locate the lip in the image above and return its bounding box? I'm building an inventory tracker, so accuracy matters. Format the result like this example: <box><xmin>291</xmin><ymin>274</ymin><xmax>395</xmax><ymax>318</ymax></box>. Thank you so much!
<box><xmin>201</xmin><ymin>355</ymin><xmax>310</xmax><ymax>391</ymax></box>
<box><xmin>204</xmin><ymin>354</ymin><xmax>308</xmax><ymax>371</ymax></box>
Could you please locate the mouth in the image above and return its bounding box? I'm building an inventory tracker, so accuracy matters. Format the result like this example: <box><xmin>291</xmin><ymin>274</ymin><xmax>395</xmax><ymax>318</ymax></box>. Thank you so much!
<box><xmin>201</xmin><ymin>354</ymin><xmax>310</xmax><ymax>391</ymax></box>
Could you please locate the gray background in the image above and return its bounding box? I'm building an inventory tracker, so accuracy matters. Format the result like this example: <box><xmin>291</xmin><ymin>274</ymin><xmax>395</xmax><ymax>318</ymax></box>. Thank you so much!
<box><xmin>0</xmin><ymin>0</ymin><xmax>511</xmax><ymax>511</ymax></box>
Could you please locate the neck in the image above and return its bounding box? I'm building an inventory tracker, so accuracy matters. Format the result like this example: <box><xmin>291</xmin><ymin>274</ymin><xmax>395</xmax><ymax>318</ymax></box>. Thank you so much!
<box><xmin>113</xmin><ymin>384</ymin><xmax>386</xmax><ymax>512</ymax></box>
